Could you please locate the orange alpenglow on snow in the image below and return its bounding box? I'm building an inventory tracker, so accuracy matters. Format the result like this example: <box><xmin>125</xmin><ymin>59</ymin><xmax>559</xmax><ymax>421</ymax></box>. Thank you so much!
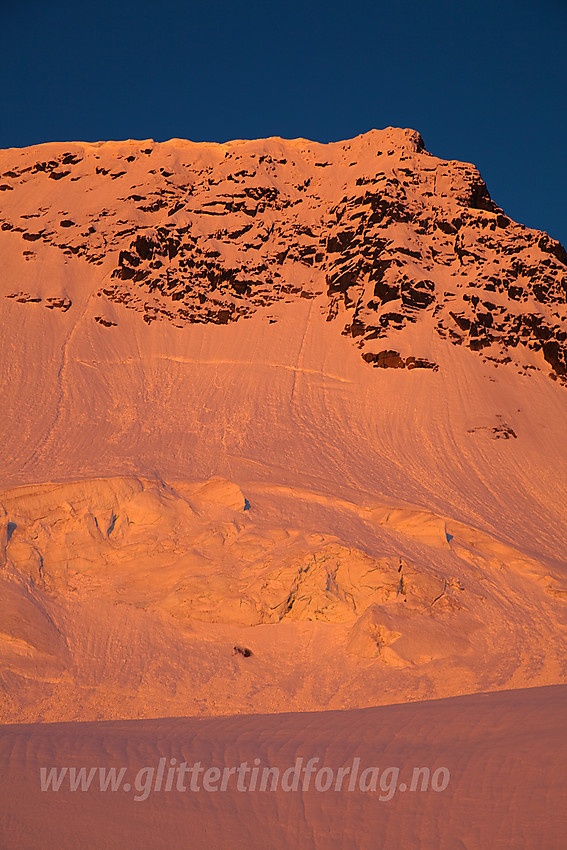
<box><xmin>0</xmin><ymin>129</ymin><xmax>566</xmax><ymax>848</ymax></box>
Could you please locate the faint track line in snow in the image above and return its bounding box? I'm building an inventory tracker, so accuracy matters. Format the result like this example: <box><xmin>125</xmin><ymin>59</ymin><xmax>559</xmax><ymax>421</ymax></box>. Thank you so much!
<box><xmin>290</xmin><ymin>300</ymin><xmax>315</xmax><ymax>405</ymax></box>
<box><xmin>21</xmin><ymin>293</ymin><xmax>98</xmax><ymax>473</ymax></box>
<box><xmin>75</xmin><ymin>353</ymin><xmax>353</xmax><ymax>384</ymax></box>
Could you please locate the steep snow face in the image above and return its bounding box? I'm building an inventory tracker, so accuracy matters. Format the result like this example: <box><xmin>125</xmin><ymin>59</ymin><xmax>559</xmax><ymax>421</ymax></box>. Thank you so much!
<box><xmin>0</xmin><ymin>130</ymin><xmax>566</xmax><ymax>544</ymax></box>
<box><xmin>0</xmin><ymin>129</ymin><xmax>566</xmax><ymax>722</ymax></box>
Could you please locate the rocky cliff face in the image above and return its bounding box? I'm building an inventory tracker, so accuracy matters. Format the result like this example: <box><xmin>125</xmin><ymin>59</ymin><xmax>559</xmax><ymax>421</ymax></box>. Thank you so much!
<box><xmin>2</xmin><ymin>127</ymin><xmax>566</xmax><ymax>380</ymax></box>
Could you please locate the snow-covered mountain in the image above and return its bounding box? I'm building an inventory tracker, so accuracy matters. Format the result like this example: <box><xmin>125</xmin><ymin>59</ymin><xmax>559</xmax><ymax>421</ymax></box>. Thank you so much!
<box><xmin>0</xmin><ymin>128</ymin><xmax>566</xmax><ymax>724</ymax></box>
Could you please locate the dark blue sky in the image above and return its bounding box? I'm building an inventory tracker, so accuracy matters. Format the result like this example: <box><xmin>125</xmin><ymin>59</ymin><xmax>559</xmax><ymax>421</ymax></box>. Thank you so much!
<box><xmin>1</xmin><ymin>0</ymin><xmax>566</xmax><ymax>244</ymax></box>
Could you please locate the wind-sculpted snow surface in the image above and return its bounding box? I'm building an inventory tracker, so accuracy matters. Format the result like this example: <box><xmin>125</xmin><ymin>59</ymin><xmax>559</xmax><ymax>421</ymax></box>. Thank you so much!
<box><xmin>1</xmin><ymin>686</ymin><xmax>566</xmax><ymax>849</ymax></box>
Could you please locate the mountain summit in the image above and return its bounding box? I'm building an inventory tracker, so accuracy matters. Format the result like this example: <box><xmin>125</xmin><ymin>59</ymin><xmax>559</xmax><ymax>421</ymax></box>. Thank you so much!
<box><xmin>2</xmin><ymin>127</ymin><xmax>566</xmax><ymax>379</ymax></box>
